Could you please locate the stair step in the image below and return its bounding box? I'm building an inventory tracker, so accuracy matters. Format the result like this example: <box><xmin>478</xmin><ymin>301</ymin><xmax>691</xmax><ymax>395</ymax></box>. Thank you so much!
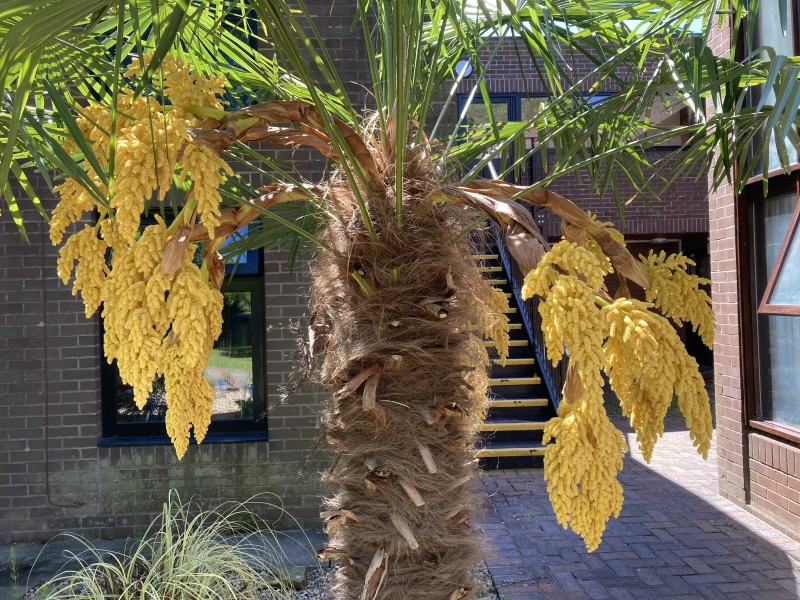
<box><xmin>484</xmin><ymin>279</ymin><xmax>508</xmax><ymax>286</ymax></box>
<box><xmin>473</xmin><ymin>254</ymin><xmax>499</xmax><ymax>260</ymax></box>
<box><xmin>502</xmin><ymin>307</ymin><xmax>516</xmax><ymax>314</ymax></box>
<box><xmin>470</xmin><ymin>443</ymin><xmax>547</xmax><ymax>458</ymax></box>
<box><xmin>488</xmin><ymin>376</ymin><xmax>541</xmax><ymax>386</ymax></box>
<box><xmin>489</xmin><ymin>398</ymin><xmax>549</xmax><ymax>408</ymax></box>
<box><xmin>492</xmin><ymin>357</ymin><xmax>534</xmax><ymax>366</ymax></box>
<box><xmin>468</xmin><ymin>323</ymin><xmax>521</xmax><ymax>333</ymax></box>
<box><xmin>484</xmin><ymin>339</ymin><xmax>527</xmax><ymax>348</ymax></box>
<box><xmin>480</xmin><ymin>419</ymin><xmax>548</xmax><ymax>432</ymax></box>
<box><xmin>478</xmin><ymin>266</ymin><xmax>504</xmax><ymax>273</ymax></box>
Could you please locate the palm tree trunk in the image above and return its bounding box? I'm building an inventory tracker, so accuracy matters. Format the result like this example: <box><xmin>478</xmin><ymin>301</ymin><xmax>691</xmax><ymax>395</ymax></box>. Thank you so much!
<box><xmin>312</xmin><ymin>184</ymin><xmax>491</xmax><ymax>600</ymax></box>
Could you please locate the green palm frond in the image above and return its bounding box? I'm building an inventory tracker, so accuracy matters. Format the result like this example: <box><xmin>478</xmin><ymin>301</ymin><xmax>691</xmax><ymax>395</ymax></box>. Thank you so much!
<box><xmin>1</xmin><ymin>0</ymin><xmax>798</xmax><ymax>244</ymax></box>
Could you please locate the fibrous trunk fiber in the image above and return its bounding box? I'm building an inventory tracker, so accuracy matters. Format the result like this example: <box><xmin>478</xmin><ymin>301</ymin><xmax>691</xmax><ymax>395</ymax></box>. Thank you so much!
<box><xmin>311</xmin><ymin>185</ymin><xmax>491</xmax><ymax>600</ymax></box>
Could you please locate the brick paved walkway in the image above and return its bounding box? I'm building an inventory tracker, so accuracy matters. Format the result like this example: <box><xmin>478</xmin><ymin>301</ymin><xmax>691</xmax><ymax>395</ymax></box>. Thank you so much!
<box><xmin>479</xmin><ymin>417</ymin><xmax>800</xmax><ymax>599</ymax></box>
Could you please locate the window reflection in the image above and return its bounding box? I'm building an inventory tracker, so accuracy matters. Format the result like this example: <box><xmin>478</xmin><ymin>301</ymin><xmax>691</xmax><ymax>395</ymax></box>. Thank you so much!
<box><xmin>754</xmin><ymin>192</ymin><xmax>800</xmax><ymax>426</ymax></box>
<box><xmin>463</xmin><ymin>102</ymin><xmax>509</xmax><ymax>126</ymax></box>
<box><xmin>115</xmin><ymin>291</ymin><xmax>256</xmax><ymax>424</ymax></box>
<box><xmin>204</xmin><ymin>292</ymin><xmax>255</xmax><ymax>421</ymax></box>
<box><xmin>769</xmin><ymin>223</ymin><xmax>800</xmax><ymax>305</ymax></box>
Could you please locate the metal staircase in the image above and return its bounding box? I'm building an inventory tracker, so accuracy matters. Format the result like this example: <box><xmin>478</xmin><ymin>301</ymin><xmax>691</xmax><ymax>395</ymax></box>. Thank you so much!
<box><xmin>469</xmin><ymin>250</ymin><xmax>558</xmax><ymax>468</ymax></box>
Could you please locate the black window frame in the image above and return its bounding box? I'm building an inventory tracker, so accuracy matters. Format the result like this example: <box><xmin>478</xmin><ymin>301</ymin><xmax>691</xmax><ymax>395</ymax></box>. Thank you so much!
<box><xmin>455</xmin><ymin>92</ymin><xmax>619</xmax><ymax>183</ymax></box>
<box><xmin>99</xmin><ymin>231</ymin><xmax>268</xmax><ymax>446</ymax></box>
<box><xmin>456</xmin><ymin>93</ymin><xmax>544</xmax><ymax>181</ymax></box>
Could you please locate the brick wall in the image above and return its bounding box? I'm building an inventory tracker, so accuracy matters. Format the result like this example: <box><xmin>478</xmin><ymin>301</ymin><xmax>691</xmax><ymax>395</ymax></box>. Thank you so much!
<box><xmin>0</xmin><ymin>0</ymin><xmax>371</xmax><ymax>545</ymax></box>
<box><xmin>458</xmin><ymin>43</ymin><xmax>635</xmax><ymax>95</ymax></box>
<box><xmin>747</xmin><ymin>433</ymin><xmax>800</xmax><ymax>538</ymax></box>
<box><xmin>457</xmin><ymin>43</ymin><xmax>709</xmax><ymax>239</ymax></box>
<box><xmin>707</xmin><ymin>15</ymin><xmax>800</xmax><ymax>542</ymax></box>
<box><xmin>0</xmin><ymin>192</ymin><xmax>332</xmax><ymax>543</ymax></box>
<box><xmin>707</xmin><ymin>13</ymin><xmax>750</xmax><ymax>509</ymax></box>
<box><xmin>543</xmin><ymin>151</ymin><xmax>709</xmax><ymax>238</ymax></box>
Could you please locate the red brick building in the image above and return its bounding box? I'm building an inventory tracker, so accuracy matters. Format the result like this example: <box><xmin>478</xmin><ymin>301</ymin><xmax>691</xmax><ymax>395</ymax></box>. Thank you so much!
<box><xmin>712</xmin><ymin>2</ymin><xmax>800</xmax><ymax>540</ymax></box>
<box><xmin>457</xmin><ymin>44</ymin><xmax>713</xmax><ymax>366</ymax></box>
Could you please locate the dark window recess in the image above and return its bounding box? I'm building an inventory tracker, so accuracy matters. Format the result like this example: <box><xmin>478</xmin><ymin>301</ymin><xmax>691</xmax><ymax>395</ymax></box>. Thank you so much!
<box><xmin>101</xmin><ymin>225</ymin><xmax>267</xmax><ymax>443</ymax></box>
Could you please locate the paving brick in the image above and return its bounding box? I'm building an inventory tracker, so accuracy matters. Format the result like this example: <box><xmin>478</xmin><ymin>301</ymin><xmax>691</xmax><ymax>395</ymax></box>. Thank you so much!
<box><xmin>480</xmin><ymin>418</ymin><xmax>800</xmax><ymax>600</ymax></box>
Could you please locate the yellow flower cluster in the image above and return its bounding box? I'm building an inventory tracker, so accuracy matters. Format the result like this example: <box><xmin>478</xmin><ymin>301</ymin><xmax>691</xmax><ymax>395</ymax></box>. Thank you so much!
<box><xmin>50</xmin><ymin>178</ymin><xmax>107</xmax><ymax>246</ymax></box>
<box><xmin>603</xmin><ymin>298</ymin><xmax>710</xmax><ymax>462</ymax></box>
<box><xmin>50</xmin><ymin>53</ymin><xmax>233</xmax><ymax>459</ymax></box>
<box><xmin>462</xmin><ymin>333</ymin><xmax>491</xmax><ymax>424</ymax></box>
<box><xmin>160</xmin><ymin>261</ymin><xmax>223</xmax><ymax>458</ymax></box>
<box><xmin>543</xmin><ymin>396</ymin><xmax>627</xmax><ymax>552</ymax></box>
<box><xmin>521</xmin><ymin>242</ymin><xmax>609</xmax><ymax>375</ymax></box>
<box><xmin>178</xmin><ymin>144</ymin><xmax>234</xmax><ymax>240</ymax></box>
<box><xmin>587</xmin><ymin>211</ymin><xmax>626</xmax><ymax>247</ymax></box>
<box><xmin>487</xmin><ymin>287</ymin><xmax>511</xmax><ymax>364</ymax></box>
<box><xmin>56</xmin><ymin>225</ymin><xmax>109</xmax><ymax>317</ymax></box>
<box><xmin>675</xmin><ymin>355</ymin><xmax>714</xmax><ymax>460</ymax></box>
<box><xmin>126</xmin><ymin>54</ymin><xmax>227</xmax><ymax>115</ymax></box>
<box><xmin>53</xmin><ymin>53</ymin><xmax>229</xmax><ymax>246</ymax></box>
<box><xmin>101</xmin><ymin>218</ymin><xmax>171</xmax><ymax>410</ymax></box>
<box><xmin>584</xmin><ymin>212</ymin><xmax>624</xmax><ymax>273</ymax></box>
<box><xmin>101</xmin><ymin>221</ymin><xmax>223</xmax><ymax>458</ymax></box>
<box><xmin>523</xmin><ymin>238</ymin><xmax>715</xmax><ymax>552</ymax></box>
<box><xmin>50</xmin><ymin>102</ymin><xmax>115</xmax><ymax>244</ymax></box>
<box><xmin>522</xmin><ymin>241</ymin><xmax>609</xmax><ymax>296</ymax></box>
<box><xmin>641</xmin><ymin>250</ymin><xmax>715</xmax><ymax>349</ymax></box>
<box><xmin>585</xmin><ymin>237</ymin><xmax>612</xmax><ymax>273</ymax></box>
<box><xmin>110</xmin><ymin>91</ymin><xmax>191</xmax><ymax>243</ymax></box>
<box><xmin>521</xmin><ymin>241</ymin><xmax>625</xmax><ymax>551</ymax></box>
<box><xmin>78</xmin><ymin>103</ymin><xmax>115</xmax><ymax>166</ymax></box>
<box><xmin>471</xmin><ymin>287</ymin><xmax>511</xmax><ymax>365</ymax></box>
<box><xmin>466</xmin><ymin>333</ymin><xmax>491</xmax><ymax>369</ymax></box>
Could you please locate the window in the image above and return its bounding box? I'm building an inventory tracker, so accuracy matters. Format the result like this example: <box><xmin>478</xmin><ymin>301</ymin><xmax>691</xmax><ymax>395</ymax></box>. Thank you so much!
<box><xmin>456</xmin><ymin>92</ymin><xmax>613</xmax><ymax>184</ymax></box>
<box><xmin>747</xmin><ymin>0</ymin><xmax>800</xmax><ymax>176</ymax></box>
<box><xmin>100</xmin><ymin>219</ymin><xmax>267</xmax><ymax>444</ymax></box>
<box><xmin>738</xmin><ymin>3</ymin><xmax>800</xmax><ymax>441</ymax></box>
<box><xmin>746</xmin><ymin>175</ymin><xmax>800</xmax><ymax>433</ymax></box>
<box><xmin>457</xmin><ymin>94</ymin><xmax>549</xmax><ymax>180</ymax></box>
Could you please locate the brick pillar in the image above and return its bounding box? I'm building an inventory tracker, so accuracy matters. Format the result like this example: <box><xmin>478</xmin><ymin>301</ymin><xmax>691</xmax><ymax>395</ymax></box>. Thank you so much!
<box><xmin>707</xmin><ymin>17</ymin><xmax>748</xmax><ymax>506</ymax></box>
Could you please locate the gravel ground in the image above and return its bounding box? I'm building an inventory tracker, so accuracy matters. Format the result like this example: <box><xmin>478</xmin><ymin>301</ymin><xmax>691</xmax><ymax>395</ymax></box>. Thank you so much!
<box><xmin>473</xmin><ymin>562</ymin><xmax>501</xmax><ymax>600</ymax></box>
<box><xmin>295</xmin><ymin>563</ymin><xmax>500</xmax><ymax>600</ymax></box>
<box><xmin>295</xmin><ymin>568</ymin><xmax>332</xmax><ymax>599</ymax></box>
<box><xmin>22</xmin><ymin>564</ymin><xmax>498</xmax><ymax>599</ymax></box>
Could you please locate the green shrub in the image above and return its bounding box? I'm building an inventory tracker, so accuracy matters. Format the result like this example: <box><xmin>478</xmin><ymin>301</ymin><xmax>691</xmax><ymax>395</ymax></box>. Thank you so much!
<box><xmin>32</xmin><ymin>492</ymin><xmax>302</xmax><ymax>600</ymax></box>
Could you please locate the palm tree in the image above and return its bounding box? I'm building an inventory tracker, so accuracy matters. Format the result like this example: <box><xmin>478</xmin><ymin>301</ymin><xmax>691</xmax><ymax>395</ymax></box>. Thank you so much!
<box><xmin>2</xmin><ymin>0</ymin><xmax>798</xmax><ymax>597</ymax></box>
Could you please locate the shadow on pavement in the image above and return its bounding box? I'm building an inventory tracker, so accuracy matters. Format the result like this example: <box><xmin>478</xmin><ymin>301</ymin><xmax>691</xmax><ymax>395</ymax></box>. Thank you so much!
<box><xmin>480</xmin><ymin>418</ymin><xmax>800</xmax><ymax>600</ymax></box>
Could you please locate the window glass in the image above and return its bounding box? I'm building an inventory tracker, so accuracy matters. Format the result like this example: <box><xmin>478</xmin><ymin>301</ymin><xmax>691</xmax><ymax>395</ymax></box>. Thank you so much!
<box><xmin>113</xmin><ymin>289</ymin><xmax>259</xmax><ymax>425</ymax></box>
<box><xmin>752</xmin><ymin>0</ymin><xmax>798</xmax><ymax>174</ymax></box>
<box><xmin>205</xmin><ymin>291</ymin><xmax>255</xmax><ymax>420</ymax></box>
<box><xmin>222</xmin><ymin>224</ymin><xmax>260</xmax><ymax>275</ymax></box>
<box><xmin>754</xmin><ymin>191</ymin><xmax>800</xmax><ymax>425</ymax></box>
<box><xmin>521</xmin><ymin>97</ymin><xmax>544</xmax><ymax>140</ymax></box>
<box><xmin>520</xmin><ymin>97</ymin><xmax>544</xmax><ymax>121</ymax></box>
<box><xmin>757</xmin><ymin>315</ymin><xmax>800</xmax><ymax>425</ymax></box>
<box><xmin>102</xmin><ymin>216</ymin><xmax>266</xmax><ymax>440</ymax></box>
<box><xmin>463</xmin><ymin>101</ymin><xmax>509</xmax><ymax>126</ymax></box>
<box><xmin>768</xmin><ymin>221</ymin><xmax>800</xmax><ymax>305</ymax></box>
<box><xmin>755</xmin><ymin>192</ymin><xmax>797</xmax><ymax>295</ymax></box>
